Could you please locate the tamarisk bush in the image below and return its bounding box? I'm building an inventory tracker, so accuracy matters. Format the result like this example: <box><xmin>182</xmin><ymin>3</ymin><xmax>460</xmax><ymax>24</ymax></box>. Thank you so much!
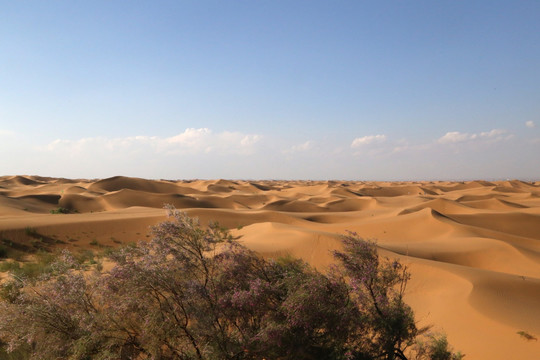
<box><xmin>0</xmin><ymin>207</ymin><xmax>461</xmax><ymax>359</ymax></box>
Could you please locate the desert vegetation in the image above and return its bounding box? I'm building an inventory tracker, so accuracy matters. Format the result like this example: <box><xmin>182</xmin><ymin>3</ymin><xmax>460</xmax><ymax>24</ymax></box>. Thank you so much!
<box><xmin>50</xmin><ymin>207</ymin><xmax>73</xmax><ymax>214</ymax></box>
<box><xmin>0</xmin><ymin>207</ymin><xmax>461</xmax><ymax>359</ymax></box>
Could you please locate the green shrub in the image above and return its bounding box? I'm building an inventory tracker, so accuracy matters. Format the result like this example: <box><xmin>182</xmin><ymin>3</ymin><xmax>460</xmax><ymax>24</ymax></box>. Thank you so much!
<box><xmin>75</xmin><ymin>250</ymin><xmax>95</xmax><ymax>264</ymax></box>
<box><xmin>517</xmin><ymin>330</ymin><xmax>537</xmax><ymax>341</ymax></box>
<box><xmin>30</xmin><ymin>239</ymin><xmax>43</xmax><ymax>248</ymax></box>
<box><xmin>0</xmin><ymin>251</ymin><xmax>56</xmax><ymax>280</ymax></box>
<box><xmin>50</xmin><ymin>207</ymin><xmax>71</xmax><ymax>214</ymax></box>
<box><xmin>101</xmin><ymin>246</ymin><xmax>116</xmax><ymax>257</ymax></box>
<box><xmin>0</xmin><ymin>262</ymin><xmax>20</xmax><ymax>273</ymax></box>
<box><xmin>24</xmin><ymin>227</ymin><xmax>37</xmax><ymax>237</ymax></box>
<box><xmin>413</xmin><ymin>334</ymin><xmax>464</xmax><ymax>360</ymax></box>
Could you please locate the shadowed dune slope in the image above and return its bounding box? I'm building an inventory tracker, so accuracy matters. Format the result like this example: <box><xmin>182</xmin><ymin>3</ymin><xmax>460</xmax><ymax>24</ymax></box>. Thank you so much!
<box><xmin>0</xmin><ymin>177</ymin><xmax>539</xmax><ymax>359</ymax></box>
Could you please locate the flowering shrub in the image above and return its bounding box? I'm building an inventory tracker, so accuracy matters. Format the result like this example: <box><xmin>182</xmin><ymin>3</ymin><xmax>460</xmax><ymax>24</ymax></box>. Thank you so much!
<box><xmin>0</xmin><ymin>207</ymin><xmax>461</xmax><ymax>359</ymax></box>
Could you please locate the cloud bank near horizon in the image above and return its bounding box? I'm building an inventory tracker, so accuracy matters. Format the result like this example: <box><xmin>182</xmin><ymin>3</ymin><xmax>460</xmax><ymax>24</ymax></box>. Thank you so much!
<box><xmin>1</xmin><ymin>126</ymin><xmax>538</xmax><ymax>180</ymax></box>
<box><xmin>437</xmin><ymin>129</ymin><xmax>512</xmax><ymax>144</ymax></box>
<box><xmin>46</xmin><ymin>128</ymin><xmax>262</xmax><ymax>156</ymax></box>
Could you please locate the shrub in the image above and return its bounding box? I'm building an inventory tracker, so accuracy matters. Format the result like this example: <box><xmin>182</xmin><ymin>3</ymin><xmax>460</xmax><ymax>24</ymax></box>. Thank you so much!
<box><xmin>0</xmin><ymin>262</ymin><xmax>20</xmax><ymax>274</ymax></box>
<box><xmin>412</xmin><ymin>334</ymin><xmax>464</xmax><ymax>360</ymax></box>
<box><xmin>517</xmin><ymin>330</ymin><xmax>537</xmax><ymax>341</ymax></box>
<box><xmin>4</xmin><ymin>252</ymin><xmax>56</xmax><ymax>280</ymax></box>
<box><xmin>24</xmin><ymin>227</ymin><xmax>37</xmax><ymax>237</ymax></box>
<box><xmin>333</xmin><ymin>233</ymin><xmax>418</xmax><ymax>359</ymax></box>
<box><xmin>0</xmin><ymin>207</ymin><xmax>461</xmax><ymax>360</ymax></box>
<box><xmin>0</xmin><ymin>251</ymin><xmax>72</xmax><ymax>283</ymax></box>
<box><xmin>0</xmin><ymin>243</ymin><xmax>24</xmax><ymax>262</ymax></box>
<box><xmin>50</xmin><ymin>207</ymin><xmax>72</xmax><ymax>214</ymax></box>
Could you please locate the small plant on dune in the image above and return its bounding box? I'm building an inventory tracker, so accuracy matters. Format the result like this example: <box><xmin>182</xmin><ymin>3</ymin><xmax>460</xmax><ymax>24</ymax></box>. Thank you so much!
<box><xmin>30</xmin><ymin>238</ymin><xmax>44</xmax><ymax>249</ymax></box>
<box><xmin>0</xmin><ymin>261</ymin><xmax>20</xmax><ymax>274</ymax></box>
<box><xmin>517</xmin><ymin>330</ymin><xmax>537</xmax><ymax>341</ymax></box>
<box><xmin>0</xmin><ymin>207</ymin><xmax>462</xmax><ymax>360</ymax></box>
<box><xmin>1</xmin><ymin>251</ymin><xmax>57</xmax><ymax>281</ymax></box>
<box><xmin>50</xmin><ymin>207</ymin><xmax>71</xmax><ymax>214</ymax></box>
<box><xmin>75</xmin><ymin>249</ymin><xmax>95</xmax><ymax>264</ymax></box>
<box><xmin>24</xmin><ymin>227</ymin><xmax>37</xmax><ymax>237</ymax></box>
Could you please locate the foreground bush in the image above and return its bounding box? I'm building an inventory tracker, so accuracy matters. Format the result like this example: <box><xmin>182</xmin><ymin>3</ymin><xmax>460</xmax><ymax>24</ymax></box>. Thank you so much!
<box><xmin>0</xmin><ymin>207</ymin><xmax>461</xmax><ymax>359</ymax></box>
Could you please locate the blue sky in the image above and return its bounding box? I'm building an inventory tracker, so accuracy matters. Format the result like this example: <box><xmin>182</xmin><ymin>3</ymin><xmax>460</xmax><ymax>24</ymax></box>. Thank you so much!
<box><xmin>1</xmin><ymin>1</ymin><xmax>539</xmax><ymax>180</ymax></box>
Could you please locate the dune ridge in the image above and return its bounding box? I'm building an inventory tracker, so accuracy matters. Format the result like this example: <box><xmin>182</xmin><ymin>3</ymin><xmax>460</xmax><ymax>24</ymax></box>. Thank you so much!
<box><xmin>0</xmin><ymin>175</ymin><xmax>539</xmax><ymax>358</ymax></box>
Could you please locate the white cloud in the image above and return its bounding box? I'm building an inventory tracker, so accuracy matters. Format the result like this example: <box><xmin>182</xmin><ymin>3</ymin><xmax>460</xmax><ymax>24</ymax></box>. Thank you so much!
<box><xmin>351</xmin><ymin>134</ymin><xmax>386</xmax><ymax>148</ymax></box>
<box><xmin>437</xmin><ymin>131</ymin><xmax>477</xmax><ymax>144</ymax></box>
<box><xmin>283</xmin><ymin>140</ymin><xmax>314</xmax><ymax>154</ymax></box>
<box><xmin>46</xmin><ymin>128</ymin><xmax>262</xmax><ymax>156</ymax></box>
<box><xmin>526</xmin><ymin>121</ymin><xmax>535</xmax><ymax>128</ymax></box>
<box><xmin>479</xmin><ymin>129</ymin><xmax>507</xmax><ymax>138</ymax></box>
<box><xmin>438</xmin><ymin>129</ymin><xmax>510</xmax><ymax>144</ymax></box>
<box><xmin>240</xmin><ymin>134</ymin><xmax>261</xmax><ymax>147</ymax></box>
<box><xmin>166</xmin><ymin>128</ymin><xmax>210</xmax><ymax>149</ymax></box>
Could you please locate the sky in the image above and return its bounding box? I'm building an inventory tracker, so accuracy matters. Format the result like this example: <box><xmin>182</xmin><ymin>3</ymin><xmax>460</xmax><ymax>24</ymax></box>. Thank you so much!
<box><xmin>1</xmin><ymin>1</ymin><xmax>539</xmax><ymax>180</ymax></box>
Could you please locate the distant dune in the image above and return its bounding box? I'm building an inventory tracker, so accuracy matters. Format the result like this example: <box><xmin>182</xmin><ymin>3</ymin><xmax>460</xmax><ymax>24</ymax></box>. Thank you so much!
<box><xmin>0</xmin><ymin>175</ymin><xmax>539</xmax><ymax>359</ymax></box>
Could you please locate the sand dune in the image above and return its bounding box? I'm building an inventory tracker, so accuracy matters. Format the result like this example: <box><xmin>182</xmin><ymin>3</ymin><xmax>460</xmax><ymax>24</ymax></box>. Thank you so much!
<box><xmin>0</xmin><ymin>176</ymin><xmax>539</xmax><ymax>358</ymax></box>
<box><xmin>0</xmin><ymin>175</ymin><xmax>45</xmax><ymax>187</ymax></box>
<box><xmin>459</xmin><ymin>197</ymin><xmax>529</xmax><ymax>210</ymax></box>
<box><xmin>88</xmin><ymin>176</ymin><xmax>182</xmax><ymax>194</ymax></box>
<box><xmin>398</xmin><ymin>198</ymin><xmax>480</xmax><ymax>215</ymax></box>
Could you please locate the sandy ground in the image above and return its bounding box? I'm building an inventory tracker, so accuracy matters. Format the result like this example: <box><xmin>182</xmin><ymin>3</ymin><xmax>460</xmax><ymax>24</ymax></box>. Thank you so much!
<box><xmin>0</xmin><ymin>175</ymin><xmax>539</xmax><ymax>358</ymax></box>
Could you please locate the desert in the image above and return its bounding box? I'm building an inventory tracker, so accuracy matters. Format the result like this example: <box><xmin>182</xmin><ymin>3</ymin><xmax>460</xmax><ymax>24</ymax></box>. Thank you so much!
<box><xmin>0</xmin><ymin>175</ymin><xmax>539</xmax><ymax>358</ymax></box>
<box><xmin>4</xmin><ymin>1</ymin><xmax>540</xmax><ymax>358</ymax></box>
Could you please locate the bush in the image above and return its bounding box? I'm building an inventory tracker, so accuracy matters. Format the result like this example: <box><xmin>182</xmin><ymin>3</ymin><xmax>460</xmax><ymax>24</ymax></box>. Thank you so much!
<box><xmin>24</xmin><ymin>227</ymin><xmax>37</xmax><ymax>237</ymax></box>
<box><xmin>50</xmin><ymin>207</ymin><xmax>72</xmax><ymax>214</ymax></box>
<box><xmin>412</xmin><ymin>334</ymin><xmax>464</xmax><ymax>360</ymax></box>
<box><xmin>0</xmin><ymin>208</ymin><xmax>461</xmax><ymax>360</ymax></box>
<box><xmin>0</xmin><ymin>251</ymin><xmax>56</xmax><ymax>281</ymax></box>
<box><xmin>333</xmin><ymin>234</ymin><xmax>417</xmax><ymax>359</ymax></box>
<box><xmin>517</xmin><ymin>330</ymin><xmax>537</xmax><ymax>341</ymax></box>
